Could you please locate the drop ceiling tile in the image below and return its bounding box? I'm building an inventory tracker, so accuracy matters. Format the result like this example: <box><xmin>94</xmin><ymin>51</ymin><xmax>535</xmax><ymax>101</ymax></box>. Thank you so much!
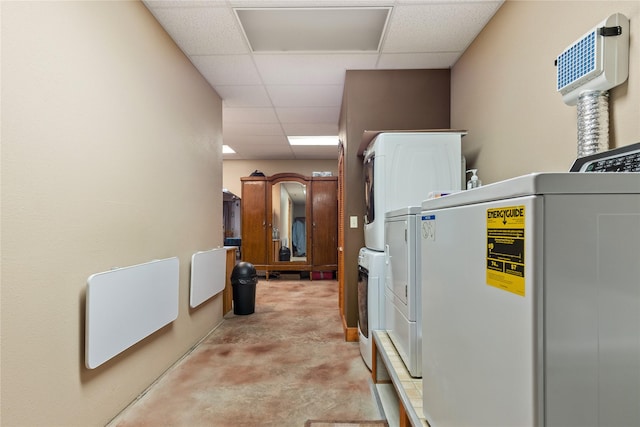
<box><xmin>382</xmin><ymin>2</ymin><xmax>502</xmax><ymax>53</ymax></box>
<box><xmin>223</xmin><ymin>123</ymin><xmax>285</xmax><ymax>136</ymax></box>
<box><xmin>190</xmin><ymin>55</ymin><xmax>261</xmax><ymax>85</ymax></box>
<box><xmin>235</xmin><ymin>7</ymin><xmax>390</xmax><ymax>52</ymax></box>
<box><xmin>222</xmin><ymin>107</ymin><xmax>278</xmax><ymax>123</ymax></box>
<box><xmin>228</xmin><ymin>0</ymin><xmax>392</xmax><ymax>6</ymax></box>
<box><xmin>147</xmin><ymin>6</ymin><xmax>248</xmax><ymax>55</ymax></box>
<box><xmin>144</xmin><ymin>0</ymin><xmax>227</xmax><ymax>8</ymax></box>
<box><xmin>216</xmin><ymin>85</ymin><xmax>272</xmax><ymax>107</ymax></box>
<box><xmin>377</xmin><ymin>52</ymin><xmax>461</xmax><ymax>69</ymax></box>
<box><xmin>253</xmin><ymin>54</ymin><xmax>379</xmax><ymax>85</ymax></box>
<box><xmin>396</xmin><ymin>0</ymin><xmax>498</xmax><ymax>3</ymax></box>
<box><xmin>276</xmin><ymin>107</ymin><xmax>339</xmax><ymax>123</ymax></box>
<box><xmin>224</xmin><ymin>107</ymin><xmax>279</xmax><ymax>123</ymax></box>
<box><xmin>267</xmin><ymin>84</ymin><xmax>343</xmax><ymax>107</ymax></box>
<box><xmin>145</xmin><ymin>0</ymin><xmax>503</xmax><ymax>160</ymax></box>
<box><xmin>282</xmin><ymin>123</ymin><xmax>339</xmax><ymax>136</ymax></box>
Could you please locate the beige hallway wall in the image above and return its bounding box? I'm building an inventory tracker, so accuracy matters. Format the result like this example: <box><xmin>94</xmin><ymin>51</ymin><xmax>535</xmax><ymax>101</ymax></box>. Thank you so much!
<box><xmin>453</xmin><ymin>0</ymin><xmax>639</xmax><ymax>184</ymax></box>
<box><xmin>1</xmin><ymin>1</ymin><xmax>223</xmax><ymax>425</ymax></box>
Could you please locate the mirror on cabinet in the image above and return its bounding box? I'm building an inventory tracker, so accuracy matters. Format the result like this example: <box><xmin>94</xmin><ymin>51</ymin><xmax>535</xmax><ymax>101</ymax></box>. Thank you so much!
<box><xmin>241</xmin><ymin>172</ymin><xmax>337</xmax><ymax>279</ymax></box>
<box><xmin>271</xmin><ymin>180</ymin><xmax>308</xmax><ymax>264</ymax></box>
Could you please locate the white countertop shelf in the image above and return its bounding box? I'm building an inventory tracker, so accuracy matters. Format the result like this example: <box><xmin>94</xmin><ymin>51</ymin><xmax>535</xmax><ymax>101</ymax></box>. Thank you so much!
<box><xmin>372</xmin><ymin>330</ymin><xmax>429</xmax><ymax>427</ymax></box>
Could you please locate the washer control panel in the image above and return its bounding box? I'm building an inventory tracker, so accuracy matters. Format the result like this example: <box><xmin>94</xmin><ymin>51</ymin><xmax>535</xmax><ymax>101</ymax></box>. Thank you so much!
<box><xmin>570</xmin><ymin>142</ymin><xmax>640</xmax><ymax>172</ymax></box>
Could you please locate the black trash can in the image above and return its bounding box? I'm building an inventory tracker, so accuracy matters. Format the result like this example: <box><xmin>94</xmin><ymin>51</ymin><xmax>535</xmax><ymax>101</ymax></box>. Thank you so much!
<box><xmin>231</xmin><ymin>262</ymin><xmax>258</xmax><ymax>315</ymax></box>
<box><xmin>279</xmin><ymin>246</ymin><xmax>291</xmax><ymax>261</ymax></box>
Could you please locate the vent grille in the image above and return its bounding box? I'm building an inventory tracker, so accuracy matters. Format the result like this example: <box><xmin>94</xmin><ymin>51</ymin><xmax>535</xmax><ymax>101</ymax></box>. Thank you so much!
<box><xmin>555</xmin><ymin>13</ymin><xmax>629</xmax><ymax>106</ymax></box>
<box><xmin>557</xmin><ymin>30</ymin><xmax>597</xmax><ymax>92</ymax></box>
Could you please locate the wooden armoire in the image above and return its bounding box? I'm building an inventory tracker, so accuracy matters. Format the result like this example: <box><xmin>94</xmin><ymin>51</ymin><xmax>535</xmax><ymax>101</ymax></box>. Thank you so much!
<box><xmin>240</xmin><ymin>172</ymin><xmax>338</xmax><ymax>279</ymax></box>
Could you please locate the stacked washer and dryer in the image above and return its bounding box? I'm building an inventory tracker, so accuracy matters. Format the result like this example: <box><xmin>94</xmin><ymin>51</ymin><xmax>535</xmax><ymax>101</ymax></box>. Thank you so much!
<box><xmin>357</xmin><ymin>131</ymin><xmax>465</xmax><ymax>373</ymax></box>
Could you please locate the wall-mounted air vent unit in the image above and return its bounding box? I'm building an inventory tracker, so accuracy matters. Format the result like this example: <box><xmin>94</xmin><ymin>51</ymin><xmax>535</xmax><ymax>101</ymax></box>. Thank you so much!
<box><xmin>556</xmin><ymin>13</ymin><xmax>629</xmax><ymax>106</ymax></box>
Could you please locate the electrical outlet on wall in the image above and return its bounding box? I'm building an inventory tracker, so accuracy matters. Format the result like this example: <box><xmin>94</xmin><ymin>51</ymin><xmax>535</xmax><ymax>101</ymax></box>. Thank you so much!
<box><xmin>350</xmin><ymin>216</ymin><xmax>358</xmax><ymax>228</ymax></box>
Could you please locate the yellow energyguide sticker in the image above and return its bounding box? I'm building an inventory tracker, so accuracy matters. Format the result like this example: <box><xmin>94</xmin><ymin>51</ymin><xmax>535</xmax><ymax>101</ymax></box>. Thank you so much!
<box><xmin>486</xmin><ymin>205</ymin><xmax>525</xmax><ymax>296</ymax></box>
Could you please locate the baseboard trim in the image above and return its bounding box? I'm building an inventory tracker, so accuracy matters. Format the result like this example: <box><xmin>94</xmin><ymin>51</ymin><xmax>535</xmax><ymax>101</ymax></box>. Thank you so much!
<box><xmin>341</xmin><ymin>314</ymin><xmax>359</xmax><ymax>342</ymax></box>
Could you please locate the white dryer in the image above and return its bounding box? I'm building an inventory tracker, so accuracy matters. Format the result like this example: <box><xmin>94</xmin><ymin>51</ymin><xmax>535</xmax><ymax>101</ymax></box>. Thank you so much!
<box><xmin>384</xmin><ymin>206</ymin><xmax>422</xmax><ymax>377</ymax></box>
<box><xmin>357</xmin><ymin>247</ymin><xmax>386</xmax><ymax>370</ymax></box>
<box><xmin>363</xmin><ymin>131</ymin><xmax>465</xmax><ymax>251</ymax></box>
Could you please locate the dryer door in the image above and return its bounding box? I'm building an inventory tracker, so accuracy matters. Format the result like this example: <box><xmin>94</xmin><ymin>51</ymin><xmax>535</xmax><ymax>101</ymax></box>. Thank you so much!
<box><xmin>385</xmin><ymin>217</ymin><xmax>409</xmax><ymax>319</ymax></box>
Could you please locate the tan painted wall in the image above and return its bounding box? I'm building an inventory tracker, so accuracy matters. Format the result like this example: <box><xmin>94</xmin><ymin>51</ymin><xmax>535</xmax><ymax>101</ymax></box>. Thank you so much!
<box><xmin>223</xmin><ymin>159</ymin><xmax>338</xmax><ymax>197</ymax></box>
<box><xmin>340</xmin><ymin>70</ymin><xmax>451</xmax><ymax>327</ymax></box>
<box><xmin>1</xmin><ymin>2</ymin><xmax>224</xmax><ymax>425</ymax></box>
<box><xmin>453</xmin><ymin>0</ymin><xmax>640</xmax><ymax>184</ymax></box>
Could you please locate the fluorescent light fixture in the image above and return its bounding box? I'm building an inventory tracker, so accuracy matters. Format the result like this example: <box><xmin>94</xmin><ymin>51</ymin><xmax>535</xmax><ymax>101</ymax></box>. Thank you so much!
<box><xmin>235</xmin><ymin>7</ymin><xmax>391</xmax><ymax>52</ymax></box>
<box><xmin>288</xmin><ymin>136</ymin><xmax>339</xmax><ymax>146</ymax></box>
<box><xmin>222</xmin><ymin>145</ymin><xmax>236</xmax><ymax>154</ymax></box>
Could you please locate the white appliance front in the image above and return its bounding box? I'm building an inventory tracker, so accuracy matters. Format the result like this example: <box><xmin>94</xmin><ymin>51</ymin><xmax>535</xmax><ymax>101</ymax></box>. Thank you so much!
<box><xmin>420</xmin><ymin>172</ymin><xmax>640</xmax><ymax>427</ymax></box>
<box><xmin>363</xmin><ymin>131</ymin><xmax>464</xmax><ymax>251</ymax></box>
<box><xmin>384</xmin><ymin>206</ymin><xmax>422</xmax><ymax>377</ymax></box>
<box><xmin>357</xmin><ymin>247</ymin><xmax>386</xmax><ymax>370</ymax></box>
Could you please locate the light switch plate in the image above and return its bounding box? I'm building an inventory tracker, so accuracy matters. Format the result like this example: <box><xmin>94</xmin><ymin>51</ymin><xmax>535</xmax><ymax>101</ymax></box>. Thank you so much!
<box><xmin>350</xmin><ymin>216</ymin><xmax>358</xmax><ymax>228</ymax></box>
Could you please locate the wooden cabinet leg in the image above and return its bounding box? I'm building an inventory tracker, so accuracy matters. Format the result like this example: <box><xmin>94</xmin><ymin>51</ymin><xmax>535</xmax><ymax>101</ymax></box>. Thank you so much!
<box><xmin>399</xmin><ymin>401</ymin><xmax>410</xmax><ymax>427</ymax></box>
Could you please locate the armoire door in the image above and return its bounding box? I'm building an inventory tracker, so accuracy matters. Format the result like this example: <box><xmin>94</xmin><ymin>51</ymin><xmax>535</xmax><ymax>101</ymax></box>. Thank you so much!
<box><xmin>311</xmin><ymin>178</ymin><xmax>338</xmax><ymax>269</ymax></box>
<box><xmin>241</xmin><ymin>178</ymin><xmax>267</xmax><ymax>266</ymax></box>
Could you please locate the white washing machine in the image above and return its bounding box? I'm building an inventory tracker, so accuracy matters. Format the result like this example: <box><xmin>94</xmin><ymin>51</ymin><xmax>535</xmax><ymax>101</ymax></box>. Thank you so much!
<box><xmin>357</xmin><ymin>247</ymin><xmax>386</xmax><ymax>370</ymax></box>
<box><xmin>384</xmin><ymin>206</ymin><xmax>422</xmax><ymax>377</ymax></box>
<box><xmin>420</xmin><ymin>172</ymin><xmax>640</xmax><ymax>426</ymax></box>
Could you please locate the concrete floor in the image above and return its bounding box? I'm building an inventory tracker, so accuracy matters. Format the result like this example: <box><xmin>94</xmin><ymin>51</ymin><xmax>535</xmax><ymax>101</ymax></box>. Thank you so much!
<box><xmin>107</xmin><ymin>279</ymin><xmax>383</xmax><ymax>427</ymax></box>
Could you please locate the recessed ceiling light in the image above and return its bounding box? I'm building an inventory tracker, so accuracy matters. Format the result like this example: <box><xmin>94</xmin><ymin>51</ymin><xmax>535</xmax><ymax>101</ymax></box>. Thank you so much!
<box><xmin>235</xmin><ymin>7</ymin><xmax>391</xmax><ymax>53</ymax></box>
<box><xmin>288</xmin><ymin>136</ymin><xmax>339</xmax><ymax>146</ymax></box>
<box><xmin>222</xmin><ymin>145</ymin><xmax>236</xmax><ymax>154</ymax></box>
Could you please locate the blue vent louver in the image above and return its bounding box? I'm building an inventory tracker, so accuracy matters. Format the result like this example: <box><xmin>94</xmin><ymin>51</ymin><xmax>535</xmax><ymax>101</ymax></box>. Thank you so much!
<box><xmin>557</xmin><ymin>30</ymin><xmax>596</xmax><ymax>92</ymax></box>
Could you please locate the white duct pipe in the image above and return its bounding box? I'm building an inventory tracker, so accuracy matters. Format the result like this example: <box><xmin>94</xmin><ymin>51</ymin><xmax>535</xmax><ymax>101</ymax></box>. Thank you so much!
<box><xmin>577</xmin><ymin>90</ymin><xmax>609</xmax><ymax>158</ymax></box>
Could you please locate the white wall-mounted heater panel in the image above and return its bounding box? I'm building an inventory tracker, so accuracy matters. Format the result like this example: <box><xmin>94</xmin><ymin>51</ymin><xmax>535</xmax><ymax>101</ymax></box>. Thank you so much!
<box><xmin>85</xmin><ymin>257</ymin><xmax>180</xmax><ymax>369</ymax></box>
<box><xmin>556</xmin><ymin>13</ymin><xmax>629</xmax><ymax>106</ymax></box>
<box><xmin>190</xmin><ymin>247</ymin><xmax>226</xmax><ymax>308</ymax></box>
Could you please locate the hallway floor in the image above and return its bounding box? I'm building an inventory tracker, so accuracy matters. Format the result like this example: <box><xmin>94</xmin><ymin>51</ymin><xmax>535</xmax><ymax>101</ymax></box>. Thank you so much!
<box><xmin>107</xmin><ymin>279</ymin><xmax>383</xmax><ymax>427</ymax></box>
